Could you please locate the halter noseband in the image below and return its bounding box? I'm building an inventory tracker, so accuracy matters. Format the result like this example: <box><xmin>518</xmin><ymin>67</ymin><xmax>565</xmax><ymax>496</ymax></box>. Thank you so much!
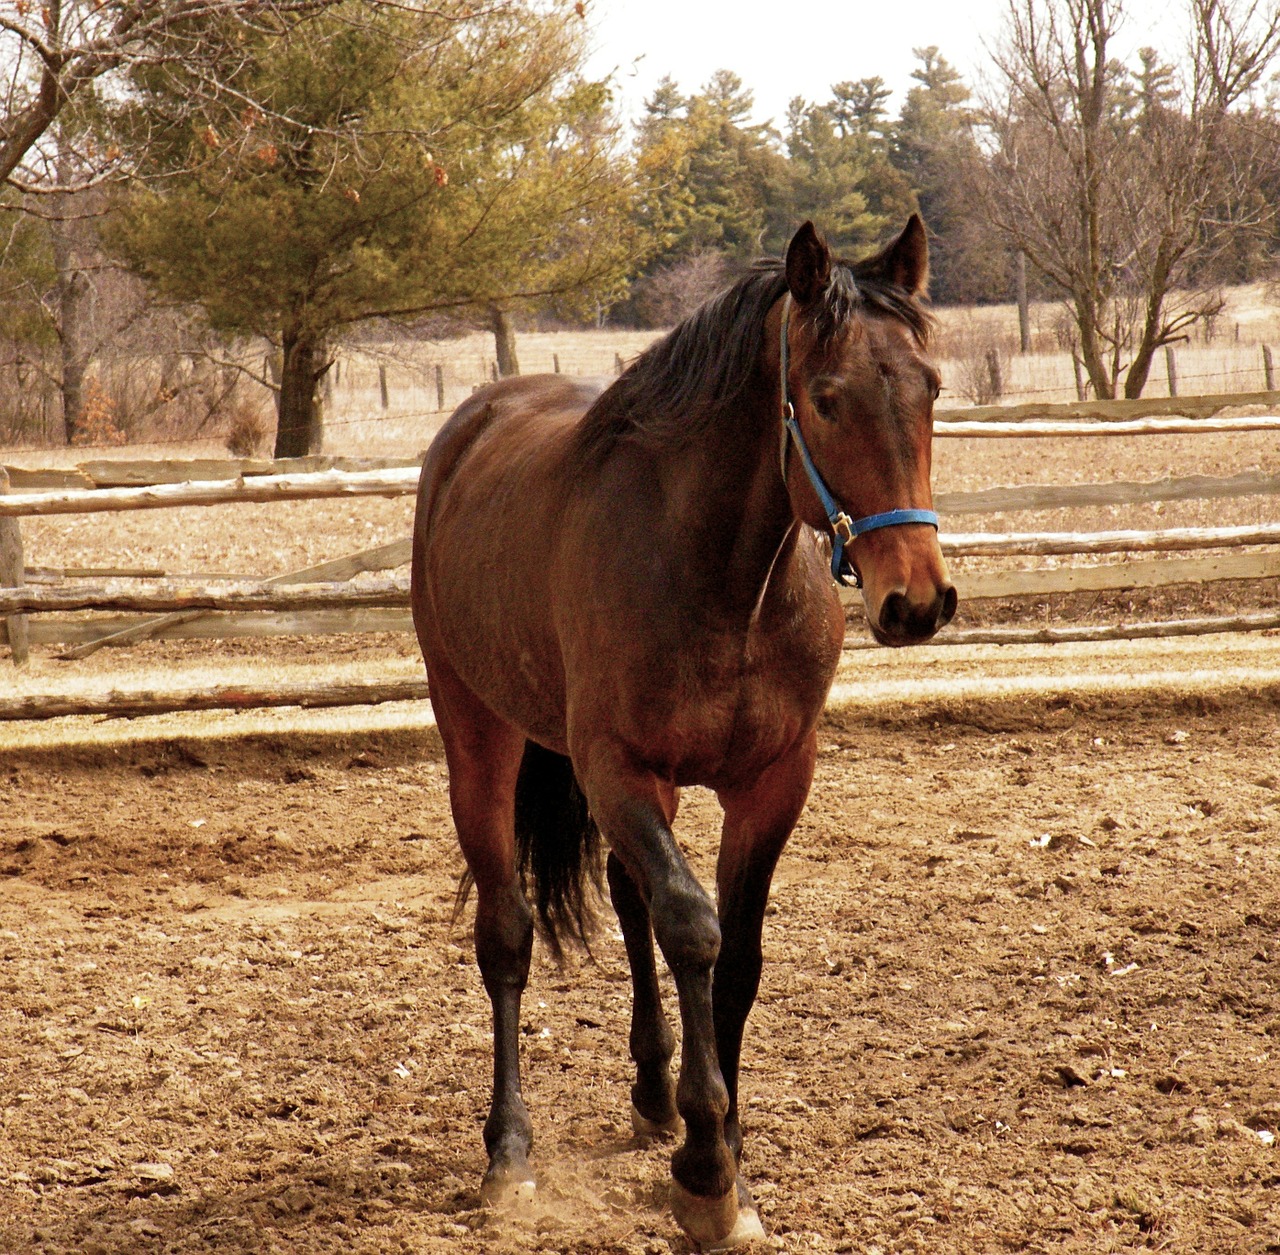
<box><xmin>777</xmin><ymin>294</ymin><xmax>938</xmax><ymax>588</ymax></box>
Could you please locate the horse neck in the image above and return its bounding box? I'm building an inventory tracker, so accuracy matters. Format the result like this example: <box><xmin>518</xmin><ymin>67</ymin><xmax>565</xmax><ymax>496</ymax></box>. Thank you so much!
<box><xmin>656</xmin><ymin>373</ymin><xmax>798</xmax><ymax>611</ymax></box>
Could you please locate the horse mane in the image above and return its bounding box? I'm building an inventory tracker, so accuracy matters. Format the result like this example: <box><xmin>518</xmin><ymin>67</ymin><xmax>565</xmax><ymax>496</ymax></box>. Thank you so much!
<box><xmin>573</xmin><ymin>254</ymin><xmax>934</xmax><ymax>462</ymax></box>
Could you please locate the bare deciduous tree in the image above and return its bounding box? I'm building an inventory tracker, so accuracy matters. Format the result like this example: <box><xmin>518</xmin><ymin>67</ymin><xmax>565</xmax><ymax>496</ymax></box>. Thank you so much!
<box><xmin>633</xmin><ymin>250</ymin><xmax>732</xmax><ymax>328</ymax></box>
<box><xmin>0</xmin><ymin>0</ymin><xmax>342</xmax><ymax>192</ymax></box>
<box><xmin>979</xmin><ymin>0</ymin><xmax>1280</xmax><ymax>398</ymax></box>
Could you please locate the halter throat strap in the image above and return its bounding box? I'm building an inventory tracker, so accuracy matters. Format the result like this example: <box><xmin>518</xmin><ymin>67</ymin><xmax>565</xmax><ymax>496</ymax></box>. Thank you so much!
<box><xmin>777</xmin><ymin>293</ymin><xmax>938</xmax><ymax>587</ymax></box>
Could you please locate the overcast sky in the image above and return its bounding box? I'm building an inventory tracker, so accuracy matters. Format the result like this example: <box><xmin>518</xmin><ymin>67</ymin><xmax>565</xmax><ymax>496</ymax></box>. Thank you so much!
<box><xmin>584</xmin><ymin>0</ymin><xmax>1185</xmax><ymax>132</ymax></box>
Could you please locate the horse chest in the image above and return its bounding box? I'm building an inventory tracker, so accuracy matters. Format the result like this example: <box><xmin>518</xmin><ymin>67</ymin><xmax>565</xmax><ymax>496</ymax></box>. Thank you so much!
<box><xmin>609</xmin><ymin>623</ymin><xmax>837</xmax><ymax>786</ymax></box>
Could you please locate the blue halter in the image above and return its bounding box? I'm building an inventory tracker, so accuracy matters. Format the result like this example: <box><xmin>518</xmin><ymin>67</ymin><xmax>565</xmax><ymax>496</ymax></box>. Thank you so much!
<box><xmin>778</xmin><ymin>295</ymin><xmax>938</xmax><ymax>587</ymax></box>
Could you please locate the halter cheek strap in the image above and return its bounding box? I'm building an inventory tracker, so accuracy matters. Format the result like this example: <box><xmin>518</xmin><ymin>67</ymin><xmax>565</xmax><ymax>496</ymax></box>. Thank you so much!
<box><xmin>778</xmin><ymin>295</ymin><xmax>938</xmax><ymax>587</ymax></box>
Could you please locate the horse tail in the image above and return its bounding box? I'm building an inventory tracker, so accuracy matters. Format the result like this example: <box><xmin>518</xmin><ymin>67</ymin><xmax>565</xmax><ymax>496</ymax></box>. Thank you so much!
<box><xmin>514</xmin><ymin>740</ymin><xmax>604</xmax><ymax>963</ymax></box>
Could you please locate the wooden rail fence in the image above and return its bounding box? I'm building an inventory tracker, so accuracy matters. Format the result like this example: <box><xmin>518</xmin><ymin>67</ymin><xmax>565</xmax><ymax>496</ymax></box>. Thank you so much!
<box><xmin>2</xmin><ymin>392</ymin><xmax>1278</xmax><ymax>719</ymax></box>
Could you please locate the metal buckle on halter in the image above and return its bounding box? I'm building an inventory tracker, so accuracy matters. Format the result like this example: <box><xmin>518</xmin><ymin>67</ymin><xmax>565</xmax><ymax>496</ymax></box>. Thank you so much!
<box><xmin>832</xmin><ymin>513</ymin><xmax>855</xmax><ymax>545</ymax></box>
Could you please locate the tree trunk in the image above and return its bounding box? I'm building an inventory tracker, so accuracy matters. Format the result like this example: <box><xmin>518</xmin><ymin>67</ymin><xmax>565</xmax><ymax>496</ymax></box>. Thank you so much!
<box><xmin>274</xmin><ymin>333</ymin><xmax>325</xmax><ymax>458</ymax></box>
<box><xmin>490</xmin><ymin>305</ymin><xmax>520</xmax><ymax>377</ymax></box>
<box><xmin>50</xmin><ymin>179</ymin><xmax>94</xmax><ymax>445</ymax></box>
<box><xmin>1015</xmin><ymin>251</ymin><xmax>1031</xmax><ymax>353</ymax></box>
<box><xmin>1075</xmin><ymin>300</ymin><xmax>1115</xmax><ymax>400</ymax></box>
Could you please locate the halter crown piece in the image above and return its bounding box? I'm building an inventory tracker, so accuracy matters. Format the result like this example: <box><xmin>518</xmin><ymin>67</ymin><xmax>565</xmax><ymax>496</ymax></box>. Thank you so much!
<box><xmin>777</xmin><ymin>294</ymin><xmax>939</xmax><ymax>587</ymax></box>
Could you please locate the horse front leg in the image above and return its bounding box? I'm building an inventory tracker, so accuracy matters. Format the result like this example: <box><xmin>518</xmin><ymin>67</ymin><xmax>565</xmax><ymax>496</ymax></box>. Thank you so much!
<box><xmin>713</xmin><ymin>733</ymin><xmax>818</xmax><ymax>1239</ymax></box>
<box><xmin>578</xmin><ymin>751</ymin><xmax>740</xmax><ymax>1250</ymax></box>
<box><xmin>606</xmin><ymin>850</ymin><xmax>681</xmax><ymax>1137</ymax></box>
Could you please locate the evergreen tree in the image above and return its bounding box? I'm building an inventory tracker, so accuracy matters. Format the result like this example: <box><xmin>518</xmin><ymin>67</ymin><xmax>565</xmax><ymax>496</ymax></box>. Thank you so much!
<box><xmin>108</xmin><ymin>1</ymin><xmax>641</xmax><ymax>455</ymax></box>
<box><xmin>633</xmin><ymin>72</ymin><xmax>790</xmax><ymax>267</ymax></box>
<box><xmin>786</xmin><ymin>82</ymin><xmax>915</xmax><ymax>256</ymax></box>
<box><xmin>891</xmin><ymin>46</ymin><xmax>1003</xmax><ymax>304</ymax></box>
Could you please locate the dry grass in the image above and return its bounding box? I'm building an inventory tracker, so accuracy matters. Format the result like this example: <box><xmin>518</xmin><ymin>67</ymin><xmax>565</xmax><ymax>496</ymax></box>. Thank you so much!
<box><xmin>931</xmin><ymin>283</ymin><xmax>1280</xmax><ymax>406</ymax></box>
<box><xmin>5</xmin><ymin>285</ymin><xmax>1280</xmax><ymax>463</ymax></box>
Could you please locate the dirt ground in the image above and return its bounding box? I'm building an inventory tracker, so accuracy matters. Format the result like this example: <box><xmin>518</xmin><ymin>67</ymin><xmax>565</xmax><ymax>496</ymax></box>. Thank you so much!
<box><xmin>2</xmin><ymin>658</ymin><xmax>1279</xmax><ymax>1255</ymax></box>
<box><xmin>3</xmin><ymin>403</ymin><xmax>1280</xmax><ymax>1252</ymax></box>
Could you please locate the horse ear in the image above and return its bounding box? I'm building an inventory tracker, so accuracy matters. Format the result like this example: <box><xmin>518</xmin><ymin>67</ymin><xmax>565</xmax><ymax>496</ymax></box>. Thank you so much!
<box><xmin>785</xmin><ymin>221</ymin><xmax>832</xmax><ymax>305</ymax></box>
<box><xmin>861</xmin><ymin>213</ymin><xmax>929</xmax><ymax>295</ymax></box>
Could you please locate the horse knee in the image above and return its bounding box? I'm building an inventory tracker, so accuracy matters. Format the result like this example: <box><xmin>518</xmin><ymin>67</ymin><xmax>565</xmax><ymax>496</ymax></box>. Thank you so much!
<box><xmin>652</xmin><ymin>881</ymin><xmax>721</xmax><ymax>972</ymax></box>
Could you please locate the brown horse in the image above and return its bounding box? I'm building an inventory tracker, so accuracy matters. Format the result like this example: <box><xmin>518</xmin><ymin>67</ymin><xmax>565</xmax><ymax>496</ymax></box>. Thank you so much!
<box><xmin>410</xmin><ymin>217</ymin><xmax>955</xmax><ymax>1250</ymax></box>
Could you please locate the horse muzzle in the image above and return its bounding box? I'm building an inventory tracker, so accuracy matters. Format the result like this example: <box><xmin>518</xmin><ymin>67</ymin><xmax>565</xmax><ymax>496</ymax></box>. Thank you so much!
<box><xmin>867</xmin><ymin>581</ymin><xmax>957</xmax><ymax>647</ymax></box>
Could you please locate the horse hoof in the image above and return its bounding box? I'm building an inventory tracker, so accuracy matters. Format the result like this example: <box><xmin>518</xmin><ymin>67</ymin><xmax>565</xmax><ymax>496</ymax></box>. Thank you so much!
<box><xmin>670</xmin><ymin>1180</ymin><xmax>740</xmax><ymax>1250</ymax></box>
<box><xmin>704</xmin><ymin>1205</ymin><xmax>767</xmax><ymax>1251</ymax></box>
<box><xmin>631</xmin><ymin>1102</ymin><xmax>683</xmax><ymax>1138</ymax></box>
<box><xmin>480</xmin><ymin>1166</ymin><xmax>536</xmax><ymax>1210</ymax></box>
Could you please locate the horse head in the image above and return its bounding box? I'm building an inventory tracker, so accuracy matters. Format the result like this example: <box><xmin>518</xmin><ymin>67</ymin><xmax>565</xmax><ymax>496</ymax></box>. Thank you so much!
<box><xmin>781</xmin><ymin>216</ymin><xmax>957</xmax><ymax>646</ymax></box>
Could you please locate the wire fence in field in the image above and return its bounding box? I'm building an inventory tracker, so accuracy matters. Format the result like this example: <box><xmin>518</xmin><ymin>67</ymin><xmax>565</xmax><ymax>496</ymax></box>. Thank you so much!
<box><xmin>5</xmin><ymin>291</ymin><xmax>1280</xmax><ymax>458</ymax></box>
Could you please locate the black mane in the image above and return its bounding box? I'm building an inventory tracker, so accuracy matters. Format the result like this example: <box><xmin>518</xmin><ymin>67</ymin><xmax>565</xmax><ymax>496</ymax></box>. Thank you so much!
<box><xmin>573</xmin><ymin>256</ymin><xmax>933</xmax><ymax>461</ymax></box>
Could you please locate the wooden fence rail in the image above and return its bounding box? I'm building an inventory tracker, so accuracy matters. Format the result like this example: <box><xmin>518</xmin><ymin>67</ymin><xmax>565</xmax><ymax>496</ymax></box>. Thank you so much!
<box><xmin>3</xmin><ymin>519</ymin><xmax>1278</xmax><ymax>620</ymax></box>
<box><xmin>932</xmin><ymin>389</ymin><xmax>1280</xmax><ymax>422</ymax></box>
<box><xmin>3</xmin><ymin>387</ymin><xmax>1279</xmax><ymax>701</ymax></box>
<box><xmin>942</xmin><ymin>522</ymin><xmax>1280</xmax><ymax>556</ymax></box>
<box><xmin>935</xmin><ymin>469</ymin><xmax>1280</xmax><ymax>514</ymax></box>
<box><xmin>7</xmin><ymin>607</ymin><xmax>1280</xmax><ymax>723</ymax></box>
<box><xmin>0</xmin><ymin>577</ymin><xmax>409</xmax><ymax>616</ymax></box>
<box><xmin>932</xmin><ymin>414</ymin><xmax>1280</xmax><ymax>437</ymax></box>
<box><xmin>1</xmin><ymin>454</ymin><xmax>423</xmax><ymax>492</ymax></box>
<box><xmin>4</xmin><ymin>453</ymin><xmax>1280</xmax><ymax>523</ymax></box>
<box><xmin>0</xmin><ymin>468</ymin><xmax>422</xmax><ymax>518</ymax></box>
<box><xmin>16</xmin><ymin>550</ymin><xmax>1280</xmax><ymax>648</ymax></box>
<box><xmin>0</xmin><ymin>678</ymin><xmax>432</xmax><ymax>723</ymax></box>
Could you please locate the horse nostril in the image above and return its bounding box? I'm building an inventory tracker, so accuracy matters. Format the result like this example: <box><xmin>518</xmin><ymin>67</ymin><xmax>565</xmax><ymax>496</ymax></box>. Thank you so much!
<box><xmin>879</xmin><ymin>591</ymin><xmax>910</xmax><ymax>638</ymax></box>
<box><xmin>940</xmin><ymin>584</ymin><xmax>958</xmax><ymax>628</ymax></box>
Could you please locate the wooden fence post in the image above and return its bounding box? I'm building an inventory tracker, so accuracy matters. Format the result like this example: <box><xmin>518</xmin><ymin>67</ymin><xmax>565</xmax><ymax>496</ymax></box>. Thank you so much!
<box><xmin>435</xmin><ymin>364</ymin><xmax>445</xmax><ymax>411</ymax></box>
<box><xmin>378</xmin><ymin>365</ymin><xmax>389</xmax><ymax>411</ymax></box>
<box><xmin>553</xmin><ymin>353</ymin><xmax>561</xmax><ymax>374</ymax></box>
<box><xmin>1264</xmin><ymin>344</ymin><xmax>1274</xmax><ymax>391</ymax></box>
<box><xmin>1165</xmin><ymin>345</ymin><xmax>1178</xmax><ymax>397</ymax></box>
<box><xmin>985</xmin><ymin>349</ymin><xmax>1003</xmax><ymax>402</ymax></box>
<box><xmin>0</xmin><ymin>468</ymin><xmax>30</xmax><ymax>665</ymax></box>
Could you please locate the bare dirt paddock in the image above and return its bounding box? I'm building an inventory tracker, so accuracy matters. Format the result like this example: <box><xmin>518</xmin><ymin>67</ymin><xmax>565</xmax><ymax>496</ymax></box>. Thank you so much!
<box><xmin>2</xmin><ymin>639</ymin><xmax>1280</xmax><ymax>1255</ymax></box>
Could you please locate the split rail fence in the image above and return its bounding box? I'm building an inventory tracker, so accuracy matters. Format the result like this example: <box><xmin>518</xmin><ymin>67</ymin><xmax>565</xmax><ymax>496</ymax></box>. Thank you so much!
<box><xmin>2</xmin><ymin>394</ymin><xmax>1279</xmax><ymax>721</ymax></box>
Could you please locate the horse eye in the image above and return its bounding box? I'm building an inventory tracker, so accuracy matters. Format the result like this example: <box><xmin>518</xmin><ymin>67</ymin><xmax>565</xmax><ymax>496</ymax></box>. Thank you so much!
<box><xmin>810</xmin><ymin>394</ymin><xmax>839</xmax><ymax>422</ymax></box>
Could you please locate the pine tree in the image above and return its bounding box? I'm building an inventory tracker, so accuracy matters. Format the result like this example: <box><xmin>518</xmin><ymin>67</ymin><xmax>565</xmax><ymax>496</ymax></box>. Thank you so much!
<box><xmin>108</xmin><ymin>1</ymin><xmax>641</xmax><ymax>455</ymax></box>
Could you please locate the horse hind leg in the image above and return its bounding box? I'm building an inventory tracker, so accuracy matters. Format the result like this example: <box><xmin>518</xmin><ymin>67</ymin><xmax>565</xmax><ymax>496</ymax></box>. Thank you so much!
<box><xmin>430</xmin><ymin>666</ymin><xmax>536</xmax><ymax>1207</ymax></box>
